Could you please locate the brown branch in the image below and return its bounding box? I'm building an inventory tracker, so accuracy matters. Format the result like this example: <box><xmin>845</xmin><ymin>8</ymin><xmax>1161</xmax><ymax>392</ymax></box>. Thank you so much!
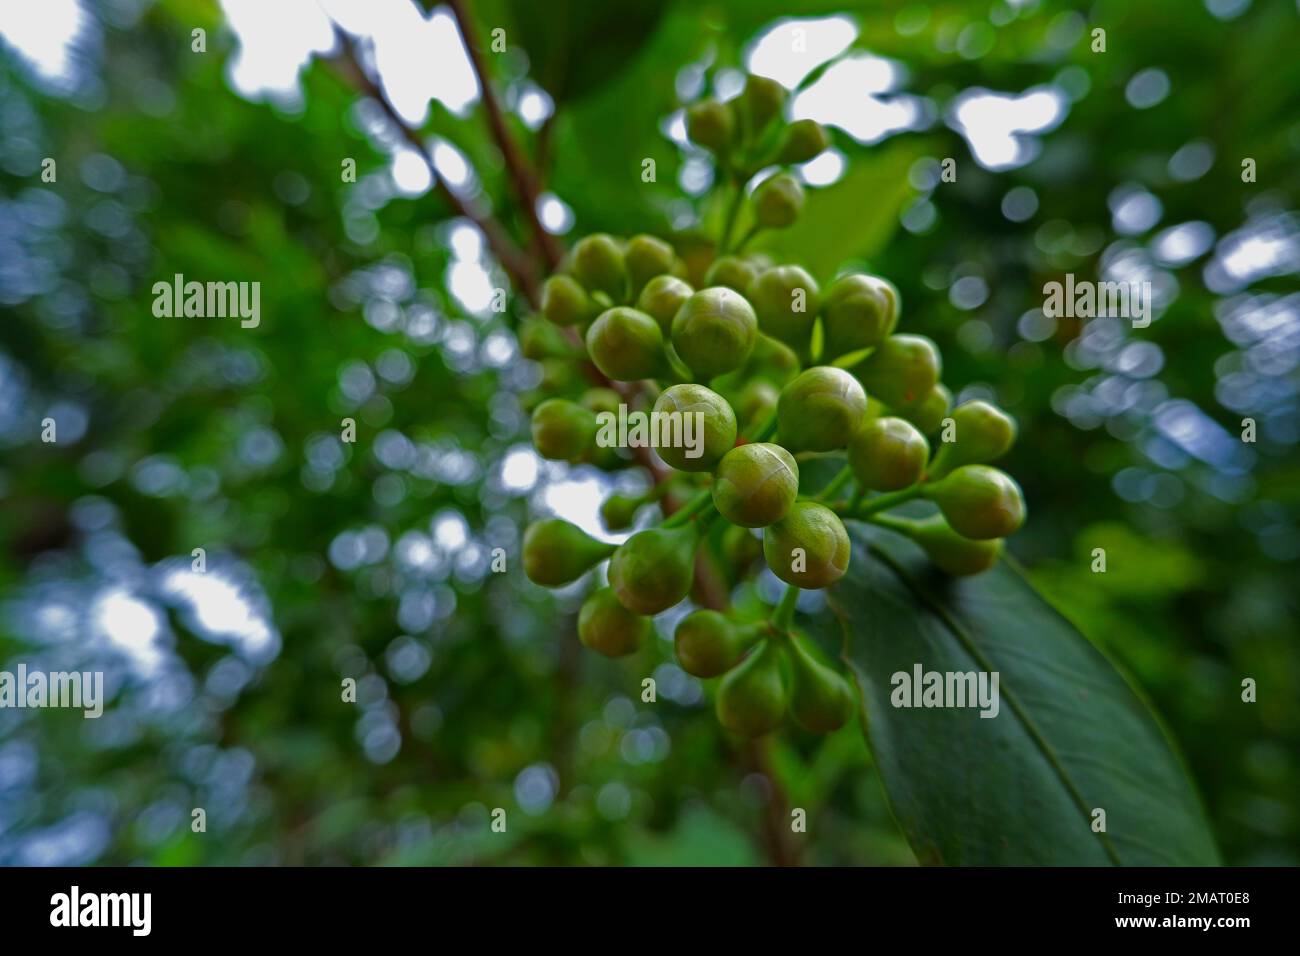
<box><xmin>446</xmin><ymin>0</ymin><xmax>565</xmax><ymax>272</ymax></box>
<box><xmin>328</xmin><ymin>30</ymin><xmax>542</xmax><ymax>306</ymax></box>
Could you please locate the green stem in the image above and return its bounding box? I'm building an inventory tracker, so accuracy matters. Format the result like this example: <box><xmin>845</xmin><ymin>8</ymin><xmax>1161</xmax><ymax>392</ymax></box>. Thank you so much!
<box><xmin>733</xmin><ymin>223</ymin><xmax>763</xmax><ymax>253</ymax></box>
<box><xmin>661</xmin><ymin>487</ymin><xmax>715</xmax><ymax>528</ymax></box>
<box><xmin>864</xmin><ymin>512</ymin><xmax>914</xmax><ymax>535</ymax></box>
<box><xmin>696</xmin><ymin>506</ymin><xmax>723</xmax><ymax>536</ymax></box>
<box><xmin>853</xmin><ymin>484</ymin><xmax>922</xmax><ymax>518</ymax></box>
<box><xmin>771</xmin><ymin>583</ymin><xmax>800</xmax><ymax>633</ymax></box>
<box><xmin>719</xmin><ymin>181</ymin><xmax>746</xmax><ymax>253</ymax></box>
<box><xmin>794</xmin><ymin>449</ymin><xmax>845</xmax><ymax>462</ymax></box>
<box><xmin>816</xmin><ymin>464</ymin><xmax>855</xmax><ymax>503</ymax></box>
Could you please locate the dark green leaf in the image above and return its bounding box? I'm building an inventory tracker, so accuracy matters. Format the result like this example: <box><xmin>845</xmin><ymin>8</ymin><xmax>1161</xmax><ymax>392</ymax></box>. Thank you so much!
<box><xmin>827</xmin><ymin>522</ymin><xmax>1220</xmax><ymax>865</ymax></box>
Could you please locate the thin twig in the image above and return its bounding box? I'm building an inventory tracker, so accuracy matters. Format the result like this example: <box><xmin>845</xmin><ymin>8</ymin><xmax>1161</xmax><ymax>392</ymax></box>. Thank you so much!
<box><xmin>328</xmin><ymin>30</ymin><xmax>543</xmax><ymax>306</ymax></box>
<box><xmin>446</xmin><ymin>0</ymin><xmax>564</xmax><ymax>271</ymax></box>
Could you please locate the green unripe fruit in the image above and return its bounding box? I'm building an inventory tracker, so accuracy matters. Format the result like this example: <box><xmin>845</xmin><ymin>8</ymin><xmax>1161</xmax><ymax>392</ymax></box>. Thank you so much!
<box><xmin>704</xmin><ymin>255</ymin><xmax>762</xmax><ymax>294</ymax></box>
<box><xmin>736</xmin><ymin>378</ymin><xmax>780</xmax><ymax>429</ymax></box>
<box><xmin>579</xmin><ymin>587</ymin><xmax>651</xmax><ymax>657</ymax></box>
<box><xmin>520</xmin><ymin>317</ymin><xmax>576</xmax><ymax>360</ymax></box>
<box><xmin>625</xmin><ymin>234</ymin><xmax>677</xmax><ymax>296</ymax></box>
<box><xmin>580</xmin><ymin>387</ymin><xmax>622</xmax><ymax>417</ymax></box>
<box><xmin>571</xmin><ymin>233</ymin><xmax>628</xmax><ymax>301</ymax></box>
<box><xmin>608</xmin><ymin>524</ymin><xmax>699</xmax><ymax>615</ymax></box>
<box><xmin>820</xmin><ymin>274</ymin><xmax>899</xmax><ymax>360</ymax></box>
<box><xmin>541</xmin><ymin>274</ymin><xmax>599</xmax><ymax>327</ymax></box>
<box><xmin>855</xmin><ymin>334</ymin><xmax>941</xmax><ymax>409</ymax></box>
<box><xmin>777</xmin><ymin>366</ymin><xmax>868</xmax><ymax>452</ymax></box>
<box><xmin>776</xmin><ymin>118</ymin><xmax>829</xmax><ymax>164</ymax></box>
<box><xmin>787</xmin><ymin>636</ymin><xmax>855</xmax><ymax>733</ymax></box>
<box><xmin>752</xmin><ymin>173</ymin><xmax>804</xmax><ymax>228</ymax></box>
<box><xmin>927</xmin><ymin>400</ymin><xmax>1018</xmax><ymax>479</ymax></box>
<box><xmin>903</xmin><ymin>514</ymin><xmax>1003</xmax><ymax>576</ymax></box>
<box><xmin>763</xmin><ymin>501</ymin><xmax>851</xmax><ymax>589</ymax></box>
<box><xmin>686</xmin><ymin>99</ymin><xmax>735</xmax><ymax>154</ymax></box>
<box><xmin>716</xmin><ymin>638</ymin><xmax>788</xmax><ymax>736</ymax></box>
<box><xmin>897</xmin><ymin>383</ymin><xmax>952</xmax><ymax>435</ymax></box>
<box><xmin>740</xmin><ymin>74</ymin><xmax>786</xmax><ymax>138</ymax></box>
<box><xmin>531</xmin><ymin>398</ymin><xmax>599</xmax><ymax>463</ymax></box>
<box><xmin>748</xmin><ymin>265</ymin><xmax>819</xmax><ymax>352</ymax></box>
<box><xmin>636</xmin><ymin>274</ymin><xmax>693</xmax><ymax>333</ymax></box>
<box><xmin>586</xmin><ymin>307</ymin><xmax>666</xmax><ymax>381</ymax></box>
<box><xmin>538</xmin><ymin>358</ymin><xmax>578</xmax><ymax>392</ymax></box>
<box><xmin>600</xmin><ymin>493</ymin><xmax>643</xmax><ymax>532</ymax></box>
<box><xmin>674</xmin><ymin>610</ymin><xmax>761</xmax><ymax>678</ymax></box>
<box><xmin>652</xmin><ymin>384</ymin><xmax>738</xmax><ymax>472</ymax></box>
<box><xmin>522</xmin><ymin>518</ymin><xmax>616</xmax><ymax>587</ymax></box>
<box><xmin>671</xmin><ymin>287</ymin><xmax>758</xmax><ymax>380</ymax></box>
<box><xmin>924</xmin><ymin>465</ymin><xmax>1026</xmax><ymax>540</ymax></box>
<box><xmin>712</xmin><ymin>442</ymin><xmax>799</xmax><ymax>528</ymax></box>
<box><xmin>847</xmin><ymin>416</ymin><xmax>929</xmax><ymax>492</ymax></box>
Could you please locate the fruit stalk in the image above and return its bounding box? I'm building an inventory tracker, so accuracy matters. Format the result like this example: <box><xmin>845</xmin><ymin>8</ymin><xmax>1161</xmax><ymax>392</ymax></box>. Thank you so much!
<box><xmin>771</xmin><ymin>583</ymin><xmax>800</xmax><ymax>633</ymax></box>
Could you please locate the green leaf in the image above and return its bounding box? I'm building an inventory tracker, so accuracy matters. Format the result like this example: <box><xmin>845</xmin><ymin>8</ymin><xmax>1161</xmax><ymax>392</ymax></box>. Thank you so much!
<box><xmin>827</xmin><ymin>521</ymin><xmax>1220</xmax><ymax>866</ymax></box>
<box><xmin>499</xmin><ymin>0</ymin><xmax>671</xmax><ymax>104</ymax></box>
<box><xmin>546</xmin><ymin>6</ymin><xmax>707</xmax><ymax>234</ymax></box>
<box><xmin>756</xmin><ymin>142</ymin><xmax>922</xmax><ymax>280</ymax></box>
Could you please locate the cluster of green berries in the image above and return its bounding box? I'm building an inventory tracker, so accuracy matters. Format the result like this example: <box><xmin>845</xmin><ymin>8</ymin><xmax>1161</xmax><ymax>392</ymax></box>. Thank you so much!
<box><xmin>515</xmin><ymin>74</ymin><xmax>1026</xmax><ymax>738</ymax></box>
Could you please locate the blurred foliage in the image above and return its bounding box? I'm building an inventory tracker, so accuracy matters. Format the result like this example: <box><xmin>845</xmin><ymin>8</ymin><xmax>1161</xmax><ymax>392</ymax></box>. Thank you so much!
<box><xmin>0</xmin><ymin>0</ymin><xmax>1297</xmax><ymax>866</ymax></box>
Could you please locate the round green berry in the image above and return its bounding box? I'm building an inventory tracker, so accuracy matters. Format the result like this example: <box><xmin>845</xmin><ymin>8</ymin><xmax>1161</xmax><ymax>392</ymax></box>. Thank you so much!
<box><xmin>903</xmin><ymin>514</ymin><xmax>1003</xmax><ymax>576</ymax></box>
<box><xmin>519</xmin><ymin>317</ymin><xmax>575</xmax><ymax>361</ymax></box>
<box><xmin>636</xmin><ymin>275</ymin><xmax>693</xmax><ymax>333</ymax></box>
<box><xmin>599</xmin><ymin>493</ymin><xmax>642</xmax><ymax>532</ymax></box>
<box><xmin>571</xmin><ymin>233</ymin><xmax>628</xmax><ymax>301</ymax></box>
<box><xmin>896</xmin><ymin>383</ymin><xmax>952</xmax><ymax>435</ymax></box>
<box><xmin>531</xmin><ymin>398</ymin><xmax>598</xmax><ymax>463</ymax></box>
<box><xmin>537</xmin><ymin>358</ymin><xmax>577</xmax><ymax>392</ymax></box>
<box><xmin>674</xmin><ymin>610</ymin><xmax>761</xmax><ymax>678</ymax></box>
<box><xmin>787</xmin><ymin>636</ymin><xmax>855</xmax><ymax>733</ymax></box>
<box><xmin>541</xmin><ymin>274</ymin><xmax>599</xmax><ymax>327</ymax></box>
<box><xmin>712</xmin><ymin>442</ymin><xmax>799</xmax><ymax>528</ymax></box>
<box><xmin>608</xmin><ymin>524</ymin><xmax>699</xmax><ymax>615</ymax></box>
<box><xmin>927</xmin><ymin>400</ymin><xmax>1018</xmax><ymax>479</ymax></box>
<box><xmin>686</xmin><ymin>99</ymin><xmax>735</xmax><ymax>154</ymax></box>
<box><xmin>735</xmin><ymin>378</ymin><xmax>780</xmax><ymax>430</ymax></box>
<box><xmin>586</xmin><ymin>307</ymin><xmax>666</xmax><ymax>382</ymax></box>
<box><xmin>924</xmin><ymin>465</ymin><xmax>1026</xmax><ymax>540</ymax></box>
<box><xmin>739</xmin><ymin>334</ymin><xmax>800</xmax><ymax>387</ymax></box>
<box><xmin>652</xmin><ymin>383</ymin><xmax>738</xmax><ymax>472</ymax></box>
<box><xmin>579</xmin><ymin>587</ymin><xmax>651</xmax><ymax>657</ymax></box>
<box><xmin>739</xmin><ymin>75</ymin><xmax>786</xmax><ymax>138</ymax></box>
<box><xmin>752</xmin><ymin>173</ymin><xmax>804</xmax><ymax>228</ymax></box>
<box><xmin>847</xmin><ymin>416</ymin><xmax>929</xmax><ymax>491</ymax></box>
<box><xmin>580</xmin><ymin>387</ymin><xmax>622</xmax><ymax>417</ymax></box>
<box><xmin>776</xmin><ymin>118</ymin><xmax>829</xmax><ymax>164</ymax></box>
<box><xmin>777</xmin><ymin>366</ymin><xmax>868</xmax><ymax>453</ymax></box>
<box><xmin>763</xmin><ymin>501</ymin><xmax>851</xmax><ymax>589</ymax></box>
<box><xmin>671</xmin><ymin>287</ymin><xmax>758</xmax><ymax>380</ymax></box>
<box><xmin>855</xmin><ymin>334</ymin><xmax>941</xmax><ymax>409</ymax></box>
<box><xmin>748</xmin><ymin>265</ymin><xmax>819</xmax><ymax>353</ymax></box>
<box><xmin>716</xmin><ymin>638</ymin><xmax>788</xmax><ymax>736</ymax></box>
<box><xmin>704</xmin><ymin>255</ymin><xmax>762</xmax><ymax>294</ymax></box>
<box><xmin>820</xmin><ymin>273</ymin><xmax>899</xmax><ymax>360</ymax></box>
<box><xmin>625</xmin><ymin>234</ymin><xmax>677</xmax><ymax>296</ymax></box>
<box><xmin>522</xmin><ymin>518</ymin><xmax>616</xmax><ymax>587</ymax></box>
